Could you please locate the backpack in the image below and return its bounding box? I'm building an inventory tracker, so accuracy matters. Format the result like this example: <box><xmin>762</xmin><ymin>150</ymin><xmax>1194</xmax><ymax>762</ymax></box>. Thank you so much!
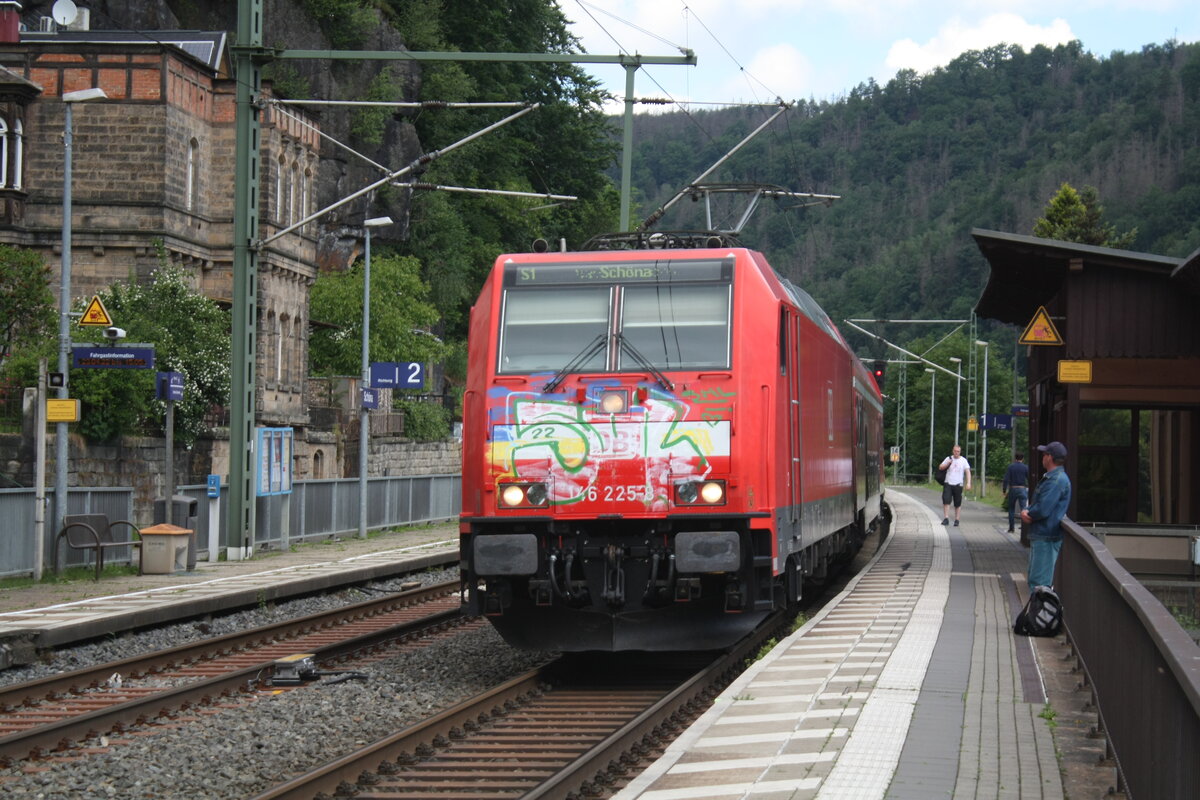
<box><xmin>935</xmin><ymin>466</ymin><xmax>948</xmax><ymax>485</ymax></box>
<box><xmin>1013</xmin><ymin>586</ymin><xmax>1062</xmax><ymax>637</ymax></box>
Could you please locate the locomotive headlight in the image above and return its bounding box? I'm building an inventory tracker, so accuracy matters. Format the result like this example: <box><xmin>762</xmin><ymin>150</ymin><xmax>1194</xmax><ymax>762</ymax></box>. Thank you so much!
<box><xmin>699</xmin><ymin>480</ymin><xmax>726</xmax><ymax>504</ymax></box>
<box><xmin>675</xmin><ymin>479</ymin><xmax>727</xmax><ymax>506</ymax></box>
<box><xmin>499</xmin><ymin>482</ymin><xmax>549</xmax><ymax>508</ymax></box>
<box><xmin>524</xmin><ymin>483</ymin><xmax>548</xmax><ymax>506</ymax></box>
<box><xmin>598</xmin><ymin>389</ymin><xmax>628</xmax><ymax>414</ymax></box>
<box><xmin>501</xmin><ymin>485</ymin><xmax>526</xmax><ymax>507</ymax></box>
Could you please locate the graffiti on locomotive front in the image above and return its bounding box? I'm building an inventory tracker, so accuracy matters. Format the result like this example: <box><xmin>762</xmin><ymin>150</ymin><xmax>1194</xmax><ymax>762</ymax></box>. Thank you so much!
<box><xmin>489</xmin><ymin>391</ymin><xmax>732</xmax><ymax>509</ymax></box>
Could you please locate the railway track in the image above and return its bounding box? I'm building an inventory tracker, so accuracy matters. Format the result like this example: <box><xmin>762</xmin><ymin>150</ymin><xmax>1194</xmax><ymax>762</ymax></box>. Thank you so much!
<box><xmin>0</xmin><ymin>580</ymin><xmax>467</xmax><ymax>765</ymax></box>
<box><xmin>251</xmin><ymin>614</ymin><xmax>788</xmax><ymax>800</ymax></box>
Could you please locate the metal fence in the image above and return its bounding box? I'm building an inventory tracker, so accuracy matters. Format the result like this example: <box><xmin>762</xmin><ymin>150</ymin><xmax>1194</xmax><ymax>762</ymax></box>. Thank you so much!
<box><xmin>0</xmin><ymin>488</ymin><xmax>137</xmax><ymax>578</ymax></box>
<box><xmin>1060</xmin><ymin>518</ymin><xmax>1200</xmax><ymax>800</ymax></box>
<box><xmin>0</xmin><ymin>474</ymin><xmax>460</xmax><ymax>578</ymax></box>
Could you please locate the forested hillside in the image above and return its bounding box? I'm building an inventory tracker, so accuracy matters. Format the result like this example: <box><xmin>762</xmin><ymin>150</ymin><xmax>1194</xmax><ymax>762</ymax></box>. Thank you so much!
<box><xmin>624</xmin><ymin>40</ymin><xmax>1200</xmax><ymax>328</ymax></box>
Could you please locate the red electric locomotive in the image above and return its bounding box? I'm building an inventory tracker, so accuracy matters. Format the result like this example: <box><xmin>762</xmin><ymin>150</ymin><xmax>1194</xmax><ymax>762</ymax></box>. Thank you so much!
<box><xmin>460</xmin><ymin>233</ymin><xmax>887</xmax><ymax>651</ymax></box>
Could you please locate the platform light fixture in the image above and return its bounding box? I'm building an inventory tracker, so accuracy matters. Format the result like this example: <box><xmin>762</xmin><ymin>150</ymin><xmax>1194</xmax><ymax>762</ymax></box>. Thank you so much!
<box><xmin>925</xmin><ymin>368</ymin><xmax>936</xmax><ymax>483</ymax></box>
<box><xmin>949</xmin><ymin>356</ymin><xmax>962</xmax><ymax>447</ymax></box>
<box><xmin>358</xmin><ymin>216</ymin><xmax>394</xmax><ymax>539</ymax></box>
<box><xmin>55</xmin><ymin>86</ymin><xmax>107</xmax><ymax>533</ymax></box>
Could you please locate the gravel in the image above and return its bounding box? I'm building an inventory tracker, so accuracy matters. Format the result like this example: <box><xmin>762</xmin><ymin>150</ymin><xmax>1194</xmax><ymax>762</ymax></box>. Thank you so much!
<box><xmin>0</xmin><ymin>566</ymin><xmax>557</xmax><ymax>798</ymax></box>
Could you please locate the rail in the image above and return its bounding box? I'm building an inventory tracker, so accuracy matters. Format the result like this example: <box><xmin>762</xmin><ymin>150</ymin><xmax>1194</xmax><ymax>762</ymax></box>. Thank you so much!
<box><xmin>1060</xmin><ymin>517</ymin><xmax>1200</xmax><ymax>799</ymax></box>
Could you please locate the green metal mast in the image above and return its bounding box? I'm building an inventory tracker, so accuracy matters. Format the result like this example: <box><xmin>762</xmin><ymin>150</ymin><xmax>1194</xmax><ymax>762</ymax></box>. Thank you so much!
<box><xmin>229</xmin><ymin>0</ymin><xmax>694</xmax><ymax>552</ymax></box>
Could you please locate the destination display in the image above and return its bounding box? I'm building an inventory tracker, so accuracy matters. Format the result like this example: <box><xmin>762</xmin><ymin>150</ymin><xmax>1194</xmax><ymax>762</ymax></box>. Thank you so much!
<box><xmin>73</xmin><ymin>346</ymin><xmax>155</xmax><ymax>370</ymax></box>
<box><xmin>504</xmin><ymin>258</ymin><xmax>732</xmax><ymax>287</ymax></box>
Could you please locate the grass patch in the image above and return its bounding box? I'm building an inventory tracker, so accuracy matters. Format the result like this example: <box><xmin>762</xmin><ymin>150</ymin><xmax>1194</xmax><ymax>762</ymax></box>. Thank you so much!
<box><xmin>0</xmin><ymin>564</ymin><xmax>138</xmax><ymax>589</ymax></box>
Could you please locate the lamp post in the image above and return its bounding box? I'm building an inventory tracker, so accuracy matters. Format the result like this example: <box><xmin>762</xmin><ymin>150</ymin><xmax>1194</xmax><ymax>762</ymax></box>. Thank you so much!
<box><xmin>975</xmin><ymin>339</ymin><xmax>989</xmax><ymax>496</ymax></box>
<box><xmin>55</xmin><ymin>87</ymin><xmax>107</xmax><ymax>533</ymax></box>
<box><xmin>358</xmin><ymin>216</ymin><xmax>393</xmax><ymax>539</ymax></box>
<box><xmin>949</xmin><ymin>356</ymin><xmax>962</xmax><ymax>447</ymax></box>
<box><xmin>925</xmin><ymin>368</ymin><xmax>936</xmax><ymax>483</ymax></box>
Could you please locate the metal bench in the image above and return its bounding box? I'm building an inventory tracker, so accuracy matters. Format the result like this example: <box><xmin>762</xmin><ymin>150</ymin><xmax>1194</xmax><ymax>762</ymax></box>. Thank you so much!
<box><xmin>53</xmin><ymin>513</ymin><xmax>140</xmax><ymax>581</ymax></box>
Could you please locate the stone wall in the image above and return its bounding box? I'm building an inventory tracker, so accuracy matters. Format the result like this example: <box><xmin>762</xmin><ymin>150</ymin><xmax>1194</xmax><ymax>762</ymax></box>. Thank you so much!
<box><xmin>0</xmin><ymin>427</ymin><xmax>461</xmax><ymax>526</ymax></box>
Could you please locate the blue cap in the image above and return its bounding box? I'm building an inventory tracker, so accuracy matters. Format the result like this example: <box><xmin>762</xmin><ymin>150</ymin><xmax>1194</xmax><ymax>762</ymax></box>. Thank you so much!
<box><xmin>1037</xmin><ymin>441</ymin><xmax>1067</xmax><ymax>460</ymax></box>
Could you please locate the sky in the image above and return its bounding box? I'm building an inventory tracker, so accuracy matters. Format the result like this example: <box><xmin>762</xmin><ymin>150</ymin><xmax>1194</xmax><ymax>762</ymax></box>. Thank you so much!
<box><xmin>562</xmin><ymin>0</ymin><xmax>1200</xmax><ymax>113</ymax></box>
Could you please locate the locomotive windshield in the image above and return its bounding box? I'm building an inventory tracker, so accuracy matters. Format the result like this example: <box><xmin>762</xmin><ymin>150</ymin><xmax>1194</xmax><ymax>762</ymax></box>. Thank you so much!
<box><xmin>498</xmin><ymin>258</ymin><xmax>733</xmax><ymax>374</ymax></box>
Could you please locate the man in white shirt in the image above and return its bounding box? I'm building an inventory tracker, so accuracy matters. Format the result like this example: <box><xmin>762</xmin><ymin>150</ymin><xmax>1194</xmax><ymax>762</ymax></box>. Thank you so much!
<box><xmin>939</xmin><ymin>444</ymin><xmax>972</xmax><ymax>526</ymax></box>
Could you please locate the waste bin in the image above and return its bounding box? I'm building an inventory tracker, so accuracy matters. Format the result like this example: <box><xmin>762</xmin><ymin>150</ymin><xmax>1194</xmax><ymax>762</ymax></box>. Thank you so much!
<box><xmin>139</xmin><ymin>524</ymin><xmax>191</xmax><ymax>574</ymax></box>
<box><xmin>155</xmin><ymin>495</ymin><xmax>199</xmax><ymax>570</ymax></box>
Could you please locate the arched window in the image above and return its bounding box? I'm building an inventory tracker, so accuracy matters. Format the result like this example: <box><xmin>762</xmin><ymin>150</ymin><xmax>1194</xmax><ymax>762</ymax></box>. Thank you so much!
<box><xmin>275</xmin><ymin>312</ymin><xmax>286</xmax><ymax>383</ymax></box>
<box><xmin>289</xmin><ymin>160</ymin><xmax>299</xmax><ymax>225</ymax></box>
<box><xmin>313</xmin><ymin>449</ymin><xmax>325</xmax><ymax>479</ymax></box>
<box><xmin>301</xmin><ymin>166</ymin><xmax>312</xmax><ymax>232</ymax></box>
<box><xmin>276</xmin><ymin>155</ymin><xmax>286</xmax><ymax>221</ymax></box>
<box><xmin>0</xmin><ymin>117</ymin><xmax>8</xmax><ymax>188</ymax></box>
<box><xmin>186</xmin><ymin>138</ymin><xmax>199</xmax><ymax>211</ymax></box>
<box><xmin>13</xmin><ymin>119</ymin><xmax>23</xmax><ymax>190</ymax></box>
<box><xmin>293</xmin><ymin>316</ymin><xmax>304</xmax><ymax>386</ymax></box>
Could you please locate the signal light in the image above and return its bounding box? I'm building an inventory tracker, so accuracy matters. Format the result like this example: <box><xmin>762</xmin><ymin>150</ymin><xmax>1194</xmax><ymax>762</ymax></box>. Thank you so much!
<box><xmin>872</xmin><ymin>360</ymin><xmax>887</xmax><ymax>389</ymax></box>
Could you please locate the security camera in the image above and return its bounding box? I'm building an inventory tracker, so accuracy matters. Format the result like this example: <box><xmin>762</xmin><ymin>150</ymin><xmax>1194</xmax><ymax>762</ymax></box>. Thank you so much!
<box><xmin>102</xmin><ymin>326</ymin><xmax>127</xmax><ymax>341</ymax></box>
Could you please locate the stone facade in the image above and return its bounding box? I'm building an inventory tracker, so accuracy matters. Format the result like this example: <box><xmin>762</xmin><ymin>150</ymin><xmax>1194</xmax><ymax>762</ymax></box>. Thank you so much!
<box><xmin>0</xmin><ymin>28</ymin><xmax>364</xmax><ymax>481</ymax></box>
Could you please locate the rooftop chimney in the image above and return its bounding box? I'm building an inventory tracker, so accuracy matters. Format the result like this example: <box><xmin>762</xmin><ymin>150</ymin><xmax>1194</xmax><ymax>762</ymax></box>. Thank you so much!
<box><xmin>0</xmin><ymin>2</ymin><xmax>21</xmax><ymax>44</ymax></box>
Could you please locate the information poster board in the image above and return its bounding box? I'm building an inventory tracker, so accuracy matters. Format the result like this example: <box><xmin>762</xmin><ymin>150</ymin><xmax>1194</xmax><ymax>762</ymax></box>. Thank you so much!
<box><xmin>256</xmin><ymin>427</ymin><xmax>294</xmax><ymax>496</ymax></box>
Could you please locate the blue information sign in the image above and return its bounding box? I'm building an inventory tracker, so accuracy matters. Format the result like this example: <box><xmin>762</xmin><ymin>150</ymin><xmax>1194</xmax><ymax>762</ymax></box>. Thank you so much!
<box><xmin>73</xmin><ymin>345</ymin><xmax>156</xmax><ymax>370</ymax></box>
<box><xmin>206</xmin><ymin>474</ymin><xmax>221</xmax><ymax>498</ymax></box>
<box><xmin>1012</xmin><ymin>404</ymin><xmax>1030</xmax><ymax>417</ymax></box>
<box><xmin>981</xmin><ymin>413</ymin><xmax>1014</xmax><ymax>431</ymax></box>
<box><xmin>369</xmin><ymin>361</ymin><xmax>425</xmax><ymax>389</ymax></box>
<box><xmin>156</xmin><ymin>371</ymin><xmax>184</xmax><ymax>401</ymax></box>
<box><xmin>361</xmin><ymin>388</ymin><xmax>379</xmax><ymax>409</ymax></box>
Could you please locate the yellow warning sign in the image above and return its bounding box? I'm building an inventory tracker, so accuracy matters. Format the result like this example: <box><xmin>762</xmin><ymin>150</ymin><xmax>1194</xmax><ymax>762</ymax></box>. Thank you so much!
<box><xmin>1057</xmin><ymin>360</ymin><xmax>1093</xmax><ymax>383</ymax></box>
<box><xmin>79</xmin><ymin>295</ymin><xmax>112</xmax><ymax>327</ymax></box>
<box><xmin>1019</xmin><ymin>306</ymin><xmax>1063</xmax><ymax>346</ymax></box>
<box><xmin>46</xmin><ymin>399</ymin><xmax>80</xmax><ymax>423</ymax></box>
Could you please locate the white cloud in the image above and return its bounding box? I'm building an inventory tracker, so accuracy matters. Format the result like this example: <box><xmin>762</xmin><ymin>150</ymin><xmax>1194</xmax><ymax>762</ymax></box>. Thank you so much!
<box><xmin>715</xmin><ymin>43</ymin><xmax>814</xmax><ymax>103</ymax></box>
<box><xmin>885</xmin><ymin>13</ymin><xmax>1076</xmax><ymax>74</ymax></box>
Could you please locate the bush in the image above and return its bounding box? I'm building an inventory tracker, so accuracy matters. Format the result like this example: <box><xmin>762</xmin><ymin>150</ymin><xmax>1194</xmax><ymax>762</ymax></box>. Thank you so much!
<box><xmin>395</xmin><ymin>397</ymin><xmax>450</xmax><ymax>441</ymax></box>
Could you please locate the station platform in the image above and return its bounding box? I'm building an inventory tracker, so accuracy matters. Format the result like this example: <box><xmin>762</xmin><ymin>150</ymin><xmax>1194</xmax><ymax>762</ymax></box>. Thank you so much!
<box><xmin>616</xmin><ymin>488</ymin><xmax>1093</xmax><ymax>800</ymax></box>
<box><xmin>0</xmin><ymin>523</ymin><xmax>458</xmax><ymax>653</ymax></box>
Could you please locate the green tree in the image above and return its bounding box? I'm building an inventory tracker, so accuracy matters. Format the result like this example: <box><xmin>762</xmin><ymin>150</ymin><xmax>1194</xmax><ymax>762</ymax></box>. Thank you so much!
<box><xmin>308</xmin><ymin>252</ymin><xmax>444</xmax><ymax>375</ymax></box>
<box><xmin>67</xmin><ymin>262</ymin><xmax>231</xmax><ymax>444</ymax></box>
<box><xmin>1033</xmin><ymin>183</ymin><xmax>1138</xmax><ymax>248</ymax></box>
<box><xmin>0</xmin><ymin>245</ymin><xmax>54</xmax><ymax>373</ymax></box>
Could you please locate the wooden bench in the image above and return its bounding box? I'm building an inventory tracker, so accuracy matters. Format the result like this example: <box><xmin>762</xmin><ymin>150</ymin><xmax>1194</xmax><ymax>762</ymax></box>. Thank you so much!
<box><xmin>54</xmin><ymin>514</ymin><xmax>141</xmax><ymax>581</ymax></box>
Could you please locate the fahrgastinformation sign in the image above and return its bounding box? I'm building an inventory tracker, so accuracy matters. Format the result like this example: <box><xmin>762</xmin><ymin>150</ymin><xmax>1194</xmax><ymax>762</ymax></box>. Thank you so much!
<box><xmin>73</xmin><ymin>345</ymin><xmax>155</xmax><ymax>370</ymax></box>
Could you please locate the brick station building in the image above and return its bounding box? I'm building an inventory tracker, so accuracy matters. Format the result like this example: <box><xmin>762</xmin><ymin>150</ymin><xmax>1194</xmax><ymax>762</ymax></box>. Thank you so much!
<box><xmin>0</xmin><ymin>2</ymin><xmax>343</xmax><ymax>479</ymax></box>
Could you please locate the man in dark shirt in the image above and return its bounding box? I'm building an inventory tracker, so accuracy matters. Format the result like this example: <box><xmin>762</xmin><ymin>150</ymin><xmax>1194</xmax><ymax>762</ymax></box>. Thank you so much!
<box><xmin>1001</xmin><ymin>452</ymin><xmax>1030</xmax><ymax>533</ymax></box>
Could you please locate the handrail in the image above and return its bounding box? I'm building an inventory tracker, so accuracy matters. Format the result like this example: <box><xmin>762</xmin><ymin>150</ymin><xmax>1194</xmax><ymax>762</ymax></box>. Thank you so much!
<box><xmin>1059</xmin><ymin>517</ymin><xmax>1200</xmax><ymax>799</ymax></box>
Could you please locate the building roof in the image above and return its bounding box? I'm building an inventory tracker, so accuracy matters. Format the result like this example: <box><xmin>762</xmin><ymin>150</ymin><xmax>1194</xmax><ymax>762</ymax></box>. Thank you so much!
<box><xmin>971</xmin><ymin>228</ymin><xmax>1186</xmax><ymax>325</ymax></box>
<box><xmin>20</xmin><ymin>30</ymin><xmax>227</xmax><ymax>74</ymax></box>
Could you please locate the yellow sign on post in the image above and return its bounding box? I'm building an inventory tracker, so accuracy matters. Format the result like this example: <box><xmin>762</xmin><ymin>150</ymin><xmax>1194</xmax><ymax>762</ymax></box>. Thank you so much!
<box><xmin>46</xmin><ymin>399</ymin><xmax>80</xmax><ymax>422</ymax></box>
<box><xmin>1057</xmin><ymin>360</ymin><xmax>1093</xmax><ymax>383</ymax></box>
<box><xmin>1019</xmin><ymin>306</ymin><xmax>1063</xmax><ymax>346</ymax></box>
<box><xmin>79</xmin><ymin>295</ymin><xmax>113</xmax><ymax>326</ymax></box>
<box><xmin>967</xmin><ymin>415</ymin><xmax>978</xmax><ymax>432</ymax></box>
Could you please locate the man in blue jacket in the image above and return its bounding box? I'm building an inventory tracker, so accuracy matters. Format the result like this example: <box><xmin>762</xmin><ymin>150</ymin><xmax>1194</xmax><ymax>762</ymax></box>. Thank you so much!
<box><xmin>1020</xmin><ymin>441</ymin><xmax>1072</xmax><ymax>591</ymax></box>
<box><xmin>1001</xmin><ymin>452</ymin><xmax>1030</xmax><ymax>533</ymax></box>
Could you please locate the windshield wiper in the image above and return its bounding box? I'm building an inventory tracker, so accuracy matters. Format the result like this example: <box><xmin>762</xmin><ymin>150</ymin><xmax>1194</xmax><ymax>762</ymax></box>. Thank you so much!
<box><xmin>542</xmin><ymin>334</ymin><xmax>607</xmax><ymax>393</ymax></box>
<box><xmin>617</xmin><ymin>334</ymin><xmax>674</xmax><ymax>393</ymax></box>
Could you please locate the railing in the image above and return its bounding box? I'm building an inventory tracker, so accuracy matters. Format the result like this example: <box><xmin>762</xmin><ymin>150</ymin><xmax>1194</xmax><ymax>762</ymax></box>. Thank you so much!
<box><xmin>0</xmin><ymin>488</ymin><xmax>136</xmax><ymax>578</ymax></box>
<box><xmin>175</xmin><ymin>473</ymin><xmax>460</xmax><ymax>552</ymax></box>
<box><xmin>1060</xmin><ymin>518</ymin><xmax>1200</xmax><ymax>800</ymax></box>
<box><xmin>0</xmin><ymin>474</ymin><xmax>460</xmax><ymax>578</ymax></box>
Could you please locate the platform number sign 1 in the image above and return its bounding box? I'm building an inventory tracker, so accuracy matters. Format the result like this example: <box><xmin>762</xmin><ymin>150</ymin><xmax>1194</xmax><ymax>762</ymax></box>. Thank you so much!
<box><xmin>369</xmin><ymin>362</ymin><xmax>426</xmax><ymax>389</ymax></box>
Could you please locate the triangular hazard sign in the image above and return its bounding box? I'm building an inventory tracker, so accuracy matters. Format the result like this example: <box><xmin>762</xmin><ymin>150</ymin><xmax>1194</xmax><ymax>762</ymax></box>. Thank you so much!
<box><xmin>1019</xmin><ymin>305</ymin><xmax>1063</xmax><ymax>346</ymax></box>
<box><xmin>79</xmin><ymin>295</ymin><xmax>113</xmax><ymax>327</ymax></box>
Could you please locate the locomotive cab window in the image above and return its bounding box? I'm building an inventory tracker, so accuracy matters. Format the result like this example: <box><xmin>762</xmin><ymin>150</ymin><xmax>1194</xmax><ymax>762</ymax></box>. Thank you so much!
<box><xmin>499</xmin><ymin>288</ymin><xmax>610</xmax><ymax>373</ymax></box>
<box><xmin>498</xmin><ymin>258</ymin><xmax>732</xmax><ymax>374</ymax></box>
